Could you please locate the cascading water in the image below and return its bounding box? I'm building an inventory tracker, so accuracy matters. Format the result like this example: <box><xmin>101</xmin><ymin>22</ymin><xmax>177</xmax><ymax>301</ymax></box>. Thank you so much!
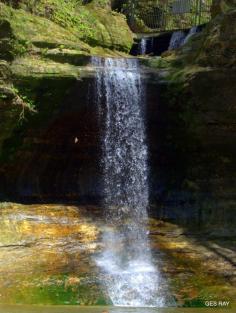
<box><xmin>91</xmin><ymin>57</ymin><xmax>170</xmax><ymax>307</ymax></box>
<box><xmin>139</xmin><ymin>38</ymin><xmax>147</xmax><ymax>55</ymax></box>
<box><xmin>168</xmin><ymin>30</ymin><xmax>186</xmax><ymax>50</ymax></box>
<box><xmin>169</xmin><ymin>27</ymin><xmax>200</xmax><ymax>50</ymax></box>
<box><xmin>183</xmin><ymin>26</ymin><xmax>198</xmax><ymax>44</ymax></box>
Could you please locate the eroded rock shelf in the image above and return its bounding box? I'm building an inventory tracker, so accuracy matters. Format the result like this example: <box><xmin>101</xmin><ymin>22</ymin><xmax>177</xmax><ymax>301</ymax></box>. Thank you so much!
<box><xmin>0</xmin><ymin>203</ymin><xmax>235</xmax><ymax>305</ymax></box>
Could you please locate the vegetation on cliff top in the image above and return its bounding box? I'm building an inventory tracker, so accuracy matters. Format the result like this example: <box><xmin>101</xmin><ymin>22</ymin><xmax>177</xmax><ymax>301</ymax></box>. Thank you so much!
<box><xmin>0</xmin><ymin>0</ymin><xmax>133</xmax><ymax>153</ymax></box>
<box><xmin>0</xmin><ymin>0</ymin><xmax>133</xmax><ymax>53</ymax></box>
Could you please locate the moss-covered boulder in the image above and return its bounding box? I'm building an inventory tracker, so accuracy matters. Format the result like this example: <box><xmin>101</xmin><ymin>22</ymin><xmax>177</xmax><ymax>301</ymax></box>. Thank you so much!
<box><xmin>141</xmin><ymin>0</ymin><xmax>236</xmax><ymax>231</ymax></box>
<box><xmin>211</xmin><ymin>0</ymin><xmax>236</xmax><ymax>17</ymax></box>
<box><xmin>0</xmin><ymin>0</ymin><xmax>133</xmax><ymax>162</ymax></box>
<box><xmin>196</xmin><ymin>10</ymin><xmax>236</xmax><ymax>67</ymax></box>
<box><xmin>84</xmin><ymin>4</ymin><xmax>133</xmax><ymax>51</ymax></box>
<box><xmin>0</xmin><ymin>1</ymin><xmax>133</xmax><ymax>54</ymax></box>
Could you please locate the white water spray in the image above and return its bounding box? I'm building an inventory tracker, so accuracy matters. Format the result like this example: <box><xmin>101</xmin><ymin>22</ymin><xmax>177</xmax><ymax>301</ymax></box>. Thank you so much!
<box><xmin>183</xmin><ymin>26</ymin><xmax>198</xmax><ymax>44</ymax></box>
<box><xmin>168</xmin><ymin>31</ymin><xmax>186</xmax><ymax>50</ymax></box>
<box><xmin>169</xmin><ymin>27</ymin><xmax>199</xmax><ymax>50</ymax></box>
<box><xmin>139</xmin><ymin>38</ymin><xmax>147</xmax><ymax>55</ymax></box>
<box><xmin>91</xmin><ymin>57</ymin><xmax>170</xmax><ymax>307</ymax></box>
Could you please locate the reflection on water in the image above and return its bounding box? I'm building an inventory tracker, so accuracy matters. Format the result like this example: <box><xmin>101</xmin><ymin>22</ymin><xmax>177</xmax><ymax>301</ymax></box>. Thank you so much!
<box><xmin>0</xmin><ymin>306</ymin><xmax>234</xmax><ymax>313</ymax></box>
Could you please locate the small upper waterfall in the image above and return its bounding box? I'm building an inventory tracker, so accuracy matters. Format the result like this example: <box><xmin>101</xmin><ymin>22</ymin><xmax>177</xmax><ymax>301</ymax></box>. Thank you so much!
<box><xmin>168</xmin><ymin>31</ymin><xmax>186</xmax><ymax>50</ymax></box>
<box><xmin>169</xmin><ymin>27</ymin><xmax>200</xmax><ymax>50</ymax></box>
<box><xmin>183</xmin><ymin>26</ymin><xmax>198</xmax><ymax>44</ymax></box>
<box><xmin>139</xmin><ymin>38</ymin><xmax>147</xmax><ymax>55</ymax></box>
<box><xmin>91</xmin><ymin>57</ymin><xmax>169</xmax><ymax>307</ymax></box>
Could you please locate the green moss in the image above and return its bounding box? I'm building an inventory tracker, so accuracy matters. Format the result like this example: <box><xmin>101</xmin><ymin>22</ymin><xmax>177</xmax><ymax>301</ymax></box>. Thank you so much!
<box><xmin>0</xmin><ymin>1</ymin><xmax>133</xmax><ymax>56</ymax></box>
<box><xmin>0</xmin><ymin>1</ymin><xmax>132</xmax><ymax>162</ymax></box>
<box><xmin>166</xmin><ymin>250</ymin><xmax>235</xmax><ymax>305</ymax></box>
<box><xmin>11</xmin><ymin>56</ymin><xmax>81</xmax><ymax>78</ymax></box>
<box><xmin>0</xmin><ymin>3</ymin><xmax>91</xmax><ymax>55</ymax></box>
<box><xmin>142</xmin><ymin>56</ymin><xmax>171</xmax><ymax>69</ymax></box>
<box><xmin>85</xmin><ymin>5</ymin><xmax>133</xmax><ymax>52</ymax></box>
<box><xmin>35</xmin><ymin>0</ymin><xmax>97</xmax><ymax>41</ymax></box>
<box><xmin>4</xmin><ymin>273</ymin><xmax>109</xmax><ymax>305</ymax></box>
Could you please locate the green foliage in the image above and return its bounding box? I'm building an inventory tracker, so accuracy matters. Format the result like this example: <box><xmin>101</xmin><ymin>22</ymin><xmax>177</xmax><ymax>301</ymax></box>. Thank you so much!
<box><xmin>17</xmin><ymin>0</ymin><xmax>97</xmax><ymax>41</ymax></box>
<box><xmin>12</xmin><ymin>86</ymin><xmax>36</xmax><ymax>111</ymax></box>
<box><xmin>0</xmin><ymin>1</ymin><xmax>133</xmax><ymax>54</ymax></box>
<box><xmin>12</xmin><ymin>39</ymin><xmax>32</xmax><ymax>57</ymax></box>
<box><xmin>91</xmin><ymin>0</ymin><xmax>110</xmax><ymax>6</ymax></box>
<box><xmin>0</xmin><ymin>94</ymin><xmax>8</xmax><ymax>99</ymax></box>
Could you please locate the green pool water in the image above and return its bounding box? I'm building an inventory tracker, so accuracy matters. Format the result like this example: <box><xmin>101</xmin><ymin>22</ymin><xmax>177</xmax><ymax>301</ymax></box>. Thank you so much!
<box><xmin>0</xmin><ymin>306</ymin><xmax>234</xmax><ymax>313</ymax></box>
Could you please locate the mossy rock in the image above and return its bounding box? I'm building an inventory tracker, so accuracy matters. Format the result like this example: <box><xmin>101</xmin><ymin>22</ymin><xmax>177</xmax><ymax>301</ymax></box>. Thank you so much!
<box><xmin>11</xmin><ymin>56</ymin><xmax>81</xmax><ymax>79</ymax></box>
<box><xmin>0</xmin><ymin>2</ymin><xmax>133</xmax><ymax>64</ymax></box>
<box><xmin>85</xmin><ymin>4</ymin><xmax>133</xmax><ymax>52</ymax></box>
<box><xmin>196</xmin><ymin>10</ymin><xmax>236</xmax><ymax>67</ymax></box>
<box><xmin>164</xmin><ymin>8</ymin><xmax>236</xmax><ymax>68</ymax></box>
<box><xmin>211</xmin><ymin>0</ymin><xmax>236</xmax><ymax>17</ymax></box>
<box><xmin>43</xmin><ymin>49</ymin><xmax>91</xmax><ymax>66</ymax></box>
<box><xmin>0</xmin><ymin>3</ymin><xmax>91</xmax><ymax>56</ymax></box>
<box><xmin>0</xmin><ymin>60</ymin><xmax>12</xmax><ymax>82</ymax></box>
<box><xmin>0</xmin><ymin>1</ymin><xmax>133</xmax><ymax>55</ymax></box>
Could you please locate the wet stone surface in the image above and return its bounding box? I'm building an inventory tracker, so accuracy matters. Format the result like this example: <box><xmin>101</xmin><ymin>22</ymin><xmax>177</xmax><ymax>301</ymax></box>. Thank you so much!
<box><xmin>0</xmin><ymin>203</ymin><xmax>235</xmax><ymax>306</ymax></box>
<box><xmin>0</xmin><ymin>203</ymin><xmax>107</xmax><ymax>305</ymax></box>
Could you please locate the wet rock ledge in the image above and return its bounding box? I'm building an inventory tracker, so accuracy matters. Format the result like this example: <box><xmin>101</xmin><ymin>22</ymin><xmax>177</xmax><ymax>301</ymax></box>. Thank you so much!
<box><xmin>0</xmin><ymin>203</ymin><xmax>235</xmax><ymax>305</ymax></box>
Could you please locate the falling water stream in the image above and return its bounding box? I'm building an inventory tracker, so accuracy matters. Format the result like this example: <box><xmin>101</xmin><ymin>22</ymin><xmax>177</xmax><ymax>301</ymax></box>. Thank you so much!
<box><xmin>168</xmin><ymin>31</ymin><xmax>186</xmax><ymax>50</ymax></box>
<box><xmin>183</xmin><ymin>26</ymin><xmax>198</xmax><ymax>44</ymax></box>
<box><xmin>139</xmin><ymin>38</ymin><xmax>147</xmax><ymax>55</ymax></box>
<box><xmin>169</xmin><ymin>27</ymin><xmax>199</xmax><ymax>50</ymax></box>
<box><xmin>91</xmin><ymin>57</ymin><xmax>169</xmax><ymax>307</ymax></box>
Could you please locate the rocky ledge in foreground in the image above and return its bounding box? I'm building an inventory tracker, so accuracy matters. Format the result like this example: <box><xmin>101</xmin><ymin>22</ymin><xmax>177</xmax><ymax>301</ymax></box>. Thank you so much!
<box><xmin>0</xmin><ymin>203</ymin><xmax>235</xmax><ymax>306</ymax></box>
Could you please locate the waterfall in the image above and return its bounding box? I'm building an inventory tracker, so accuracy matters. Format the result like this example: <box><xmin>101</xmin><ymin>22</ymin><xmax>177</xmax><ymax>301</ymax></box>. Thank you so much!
<box><xmin>139</xmin><ymin>38</ymin><xmax>147</xmax><ymax>55</ymax></box>
<box><xmin>168</xmin><ymin>30</ymin><xmax>186</xmax><ymax>50</ymax></box>
<box><xmin>183</xmin><ymin>26</ymin><xmax>198</xmax><ymax>44</ymax></box>
<box><xmin>169</xmin><ymin>27</ymin><xmax>199</xmax><ymax>50</ymax></box>
<box><xmin>91</xmin><ymin>57</ymin><xmax>169</xmax><ymax>307</ymax></box>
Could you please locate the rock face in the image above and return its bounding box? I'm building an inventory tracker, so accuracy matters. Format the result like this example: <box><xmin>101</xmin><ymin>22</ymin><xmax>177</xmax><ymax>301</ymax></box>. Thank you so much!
<box><xmin>0</xmin><ymin>1</ymin><xmax>133</xmax><ymax>202</ymax></box>
<box><xmin>0</xmin><ymin>203</ymin><xmax>235</xmax><ymax>305</ymax></box>
<box><xmin>0</xmin><ymin>69</ymin><xmax>163</xmax><ymax>204</ymax></box>
<box><xmin>195</xmin><ymin>10</ymin><xmax>236</xmax><ymax>67</ymax></box>
<box><xmin>154</xmin><ymin>68</ymin><xmax>236</xmax><ymax>234</ymax></box>
<box><xmin>0</xmin><ymin>203</ymin><xmax>106</xmax><ymax>305</ymax></box>
<box><xmin>144</xmin><ymin>0</ymin><xmax>236</xmax><ymax>233</ymax></box>
<box><xmin>171</xmin><ymin>0</ymin><xmax>236</xmax><ymax>68</ymax></box>
<box><xmin>0</xmin><ymin>75</ymin><xmax>102</xmax><ymax>202</ymax></box>
<box><xmin>211</xmin><ymin>0</ymin><xmax>236</xmax><ymax>17</ymax></box>
<box><xmin>0</xmin><ymin>1</ymin><xmax>235</xmax><ymax>229</ymax></box>
<box><xmin>0</xmin><ymin>1</ymin><xmax>133</xmax><ymax>53</ymax></box>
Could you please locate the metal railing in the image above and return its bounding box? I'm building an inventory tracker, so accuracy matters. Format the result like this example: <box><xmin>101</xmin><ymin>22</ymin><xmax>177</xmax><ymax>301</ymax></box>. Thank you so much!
<box><xmin>124</xmin><ymin>0</ymin><xmax>212</xmax><ymax>33</ymax></box>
